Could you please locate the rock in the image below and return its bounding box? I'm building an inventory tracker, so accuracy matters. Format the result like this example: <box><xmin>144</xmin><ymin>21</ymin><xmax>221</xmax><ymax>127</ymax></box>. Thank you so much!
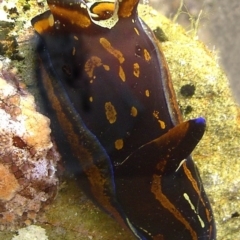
<box><xmin>0</xmin><ymin>61</ymin><xmax>60</xmax><ymax>230</ymax></box>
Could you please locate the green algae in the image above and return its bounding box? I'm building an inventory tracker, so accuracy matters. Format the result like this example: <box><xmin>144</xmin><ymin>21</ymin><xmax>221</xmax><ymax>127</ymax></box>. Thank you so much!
<box><xmin>40</xmin><ymin>177</ymin><xmax>135</xmax><ymax>240</ymax></box>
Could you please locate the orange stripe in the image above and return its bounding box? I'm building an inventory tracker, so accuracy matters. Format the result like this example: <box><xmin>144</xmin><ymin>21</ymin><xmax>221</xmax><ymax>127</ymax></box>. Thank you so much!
<box><xmin>118</xmin><ymin>0</ymin><xmax>138</xmax><ymax>18</ymax></box>
<box><xmin>49</xmin><ymin>4</ymin><xmax>91</xmax><ymax>28</ymax></box>
<box><xmin>39</xmin><ymin>63</ymin><xmax>127</xmax><ymax>228</ymax></box>
<box><xmin>91</xmin><ymin>2</ymin><xmax>115</xmax><ymax>17</ymax></box>
<box><xmin>183</xmin><ymin>162</ymin><xmax>211</xmax><ymax>222</ymax></box>
<box><xmin>151</xmin><ymin>173</ymin><xmax>197</xmax><ymax>240</ymax></box>
<box><xmin>155</xmin><ymin>41</ymin><xmax>183</xmax><ymax>124</ymax></box>
<box><xmin>99</xmin><ymin>38</ymin><xmax>125</xmax><ymax>64</ymax></box>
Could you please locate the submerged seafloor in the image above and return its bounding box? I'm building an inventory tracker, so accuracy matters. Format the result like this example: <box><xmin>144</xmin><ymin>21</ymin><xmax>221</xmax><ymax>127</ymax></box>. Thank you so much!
<box><xmin>0</xmin><ymin>1</ymin><xmax>240</xmax><ymax>239</ymax></box>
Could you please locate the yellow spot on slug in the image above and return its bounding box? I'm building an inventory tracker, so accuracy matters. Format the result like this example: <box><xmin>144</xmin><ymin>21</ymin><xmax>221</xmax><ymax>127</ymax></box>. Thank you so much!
<box><xmin>103</xmin><ymin>65</ymin><xmax>110</xmax><ymax>71</ymax></box>
<box><xmin>131</xmin><ymin>106</ymin><xmax>138</xmax><ymax>117</ymax></box>
<box><xmin>145</xmin><ymin>89</ymin><xmax>150</xmax><ymax>97</ymax></box>
<box><xmin>89</xmin><ymin>97</ymin><xmax>93</xmax><ymax>102</ymax></box>
<box><xmin>105</xmin><ymin>102</ymin><xmax>117</xmax><ymax>124</ymax></box>
<box><xmin>158</xmin><ymin>120</ymin><xmax>166</xmax><ymax>129</ymax></box>
<box><xmin>134</xmin><ymin>27</ymin><xmax>139</xmax><ymax>35</ymax></box>
<box><xmin>115</xmin><ymin>139</ymin><xmax>123</xmax><ymax>150</ymax></box>
<box><xmin>85</xmin><ymin>56</ymin><xmax>102</xmax><ymax>78</ymax></box>
<box><xmin>153</xmin><ymin>111</ymin><xmax>166</xmax><ymax>129</ymax></box>
<box><xmin>133</xmin><ymin>63</ymin><xmax>140</xmax><ymax>78</ymax></box>
<box><xmin>73</xmin><ymin>36</ymin><xmax>78</xmax><ymax>40</ymax></box>
<box><xmin>48</xmin><ymin>14</ymin><xmax>54</xmax><ymax>27</ymax></box>
<box><xmin>153</xmin><ymin>110</ymin><xmax>159</xmax><ymax>119</ymax></box>
<box><xmin>144</xmin><ymin>49</ymin><xmax>151</xmax><ymax>62</ymax></box>
<box><xmin>119</xmin><ymin>66</ymin><xmax>126</xmax><ymax>82</ymax></box>
<box><xmin>100</xmin><ymin>38</ymin><xmax>125</xmax><ymax>64</ymax></box>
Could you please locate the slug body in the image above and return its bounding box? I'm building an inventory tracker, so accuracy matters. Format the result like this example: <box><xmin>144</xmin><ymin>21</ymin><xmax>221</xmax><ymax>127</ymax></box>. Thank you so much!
<box><xmin>32</xmin><ymin>0</ymin><xmax>216</xmax><ymax>239</ymax></box>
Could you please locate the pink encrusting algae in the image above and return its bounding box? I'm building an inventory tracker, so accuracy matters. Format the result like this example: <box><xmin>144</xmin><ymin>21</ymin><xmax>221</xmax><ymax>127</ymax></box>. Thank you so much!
<box><xmin>0</xmin><ymin>60</ymin><xmax>60</xmax><ymax>230</ymax></box>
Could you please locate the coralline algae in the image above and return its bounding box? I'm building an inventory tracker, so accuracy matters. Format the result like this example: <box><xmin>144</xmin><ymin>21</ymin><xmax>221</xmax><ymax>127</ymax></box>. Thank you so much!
<box><xmin>0</xmin><ymin>60</ymin><xmax>60</xmax><ymax>230</ymax></box>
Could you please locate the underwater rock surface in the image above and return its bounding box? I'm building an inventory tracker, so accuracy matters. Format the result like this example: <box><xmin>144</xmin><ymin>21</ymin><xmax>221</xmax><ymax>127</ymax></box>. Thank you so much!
<box><xmin>0</xmin><ymin>61</ymin><xmax>60</xmax><ymax>230</ymax></box>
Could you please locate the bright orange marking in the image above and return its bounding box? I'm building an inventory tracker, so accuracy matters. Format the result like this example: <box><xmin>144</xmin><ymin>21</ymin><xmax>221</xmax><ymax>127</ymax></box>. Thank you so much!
<box><xmin>153</xmin><ymin>111</ymin><xmax>166</xmax><ymax>129</ymax></box>
<box><xmin>134</xmin><ymin>27</ymin><xmax>139</xmax><ymax>35</ymax></box>
<box><xmin>158</xmin><ymin>120</ymin><xmax>166</xmax><ymax>129</ymax></box>
<box><xmin>84</xmin><ymin>56</ymin><xmax>102</xmax><ymax>78</ymax></box>
<box><xmin>100</xmin><ymin>38</ymin><xmax>125</xmax><ymax>64</ymax></box>
<box><xmin>155</xmin><ymin>41</ymin><xmax>183</xmax><ymax>123</ymax></box>
<box><xmin>133</xmin><ymin>63</ymin><xmax>140</xmax><ymax>78</ymax></box>
<box><xmin>130</xmin><ymin>106</ymin><xmax>138</xmax><ymax>117</ymax></box>
<box><xmin>145</xmin><ymin>89</ymin><xmax>150</xmax><ymax>97</ymax></box>
<box><xmin>91</xmin><ymin>2</ymin><xmax>115</xmax><ymax>18</ymax></box>
<box><xmin>32</xmin><ymin>13</ymin><xmax>54</xmax><ymax>34</ymax></box>
<box><xmin>183</xmin><ymin>162</ymin><xmax>205</xmax><ymax>206</ymax></box>
<box><xmin>153</xmin><ymin>110</ymin><xmax>159</xmax><ymax>119</ymax></box>
<box><xmin>105</xmin><ymin>102</ymin><xmax>117</xmax><ymax>124</ymax></box>
<box><xmin>103</xmin><ymin>65</ymin><xmax>110</xmax><ymax>71</ymax></box>
<box><xmin>183</xmin><ymin>162</ymin><xmax>211</xmax><ymax>222</ymax></box>
<box><xmin>49</xmin><ymin>4</ymin><xmax>91</xmax><ymax>28</ymax></box>
<box><xmin>119</xmin><ymin>66</ymin><xmax>126</xmax><ymax>82</ymax></box>
<box><xmin>118</xmin><ymin>0</ymin><xmax>138</xmax><ymax>18</ymax></box>
<box><xmin>144</xmin><ymin>49</ymin><xmax>151</xmax><ymax>62</ymax></box>
<box><xmin>151</xmin><ymin>174</ymin><xmax>197</xmax><ymax>240</ymax></box>
<box><xmin>115</xmin><ymin>139</ymin><xmax>123</xmax><ymax>150</ymax></box>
